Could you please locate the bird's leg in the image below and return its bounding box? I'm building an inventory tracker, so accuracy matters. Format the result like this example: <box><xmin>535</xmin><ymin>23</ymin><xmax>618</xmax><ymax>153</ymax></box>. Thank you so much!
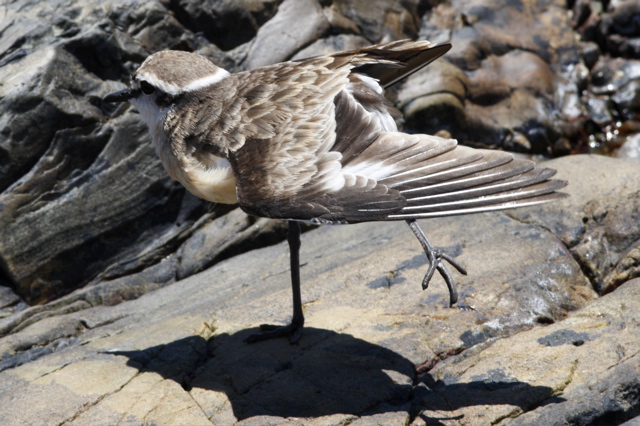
<box><xmin>405</xmin><ymin>219</ymin><xmax>467</xmax><ymax>306</ymax></box>
<box><xmin>246</xmin><ymin>221</ymin><xmax>305</xmax><ymax>344</ymax></box>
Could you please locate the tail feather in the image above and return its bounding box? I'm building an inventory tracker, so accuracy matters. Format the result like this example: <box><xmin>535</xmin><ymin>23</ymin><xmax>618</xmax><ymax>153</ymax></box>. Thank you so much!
<box><xmin>338</xmin><ymin>40</ymin><xmax>452</xmax><ymax>88</ymax></box>
<box><xmin>400</xmin><ymin>179</ymin><xmax>567</xmax><ymax>213</ymax></box>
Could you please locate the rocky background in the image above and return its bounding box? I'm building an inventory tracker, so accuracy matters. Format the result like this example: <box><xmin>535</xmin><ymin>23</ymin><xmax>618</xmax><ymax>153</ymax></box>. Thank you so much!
<box><xmin>0</xmin><ymin>0</ymin><xmax>639</xmax><ymax>424</ymax></box>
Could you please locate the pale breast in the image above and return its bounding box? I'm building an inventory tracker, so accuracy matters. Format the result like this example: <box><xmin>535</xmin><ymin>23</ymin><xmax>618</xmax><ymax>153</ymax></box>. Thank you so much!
<box><xmin>182</xmin><ymin>162</ymin><xmax>238</xmax><ymax>204</ymax></box>
<box><xmin>153</xmin><ymin>131</ymin><xmax>238</xmax><ymax>204</ymax></box>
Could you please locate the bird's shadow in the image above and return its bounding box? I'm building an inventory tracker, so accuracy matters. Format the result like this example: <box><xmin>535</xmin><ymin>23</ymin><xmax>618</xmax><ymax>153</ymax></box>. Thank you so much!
<box><xmin>109</xmin><ymin>328</ymin><xmax>563</xmax><ymax>422</ymax></box>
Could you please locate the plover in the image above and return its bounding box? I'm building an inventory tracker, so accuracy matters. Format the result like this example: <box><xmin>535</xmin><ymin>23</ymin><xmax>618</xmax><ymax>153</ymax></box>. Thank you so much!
<box><xmin>104</xmin><ymin>40</ymin><xmax>567</xmax><ymax>344</ymax></box>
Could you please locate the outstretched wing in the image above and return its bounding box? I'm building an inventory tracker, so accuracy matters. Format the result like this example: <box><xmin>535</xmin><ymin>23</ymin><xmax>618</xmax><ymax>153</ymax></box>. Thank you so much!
<box><xmin>228</xmin><ymin>40</ymin><xmax>566</xmax><ymax>224</ymax></box>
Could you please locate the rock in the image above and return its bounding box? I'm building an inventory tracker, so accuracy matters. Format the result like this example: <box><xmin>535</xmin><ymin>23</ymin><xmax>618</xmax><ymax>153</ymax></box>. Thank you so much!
<box><xmin>2</xmin><ymin>0</ymin><xmax>639</xmax><ymax>308</ymax></box>
<box><xmin>413</xmin><ymin>278</ymin><xmax>640</xmax><ymax>425</ymax></box>
<box><xmin>166</xmin><ymin>0</ymin><xmax>282</xmax><ymax>52</ymax></box>
<box><xmin>244</xmin><ymin>0</ymin><xmax>330</xmax><ymax>69</ymax></box>
<box><xmin>3</xmin><ymin>154</ymin><xmax>640</xmax><ymax>424</ymax></box>
<box><xmin>0</xmin><ymin>0</ymin><xmax>268</xmax><ymax>304</ymax></box>
<box><xmin>0</xmin><ymin>45</ymin><xmax>105</xmax><ymax>192</ymax></box>
<box><xmin>1</xmin><ymin>1</ymin><xmax>640</xmax><ymax>422</ymax></box>
<box><xmin>0</xmin><ymin>209</ymin><xmax>286</xmax><ymax>338</ymax></box>
<box><xmin>331</xmin><ymin>0</ymin><xmax>421</xmax><ymax>43</ymax></box>
<box><xmin>507</xmin><ymin>155</ymin><xmax>640</xmax><ymax>296</ymax></box>
<box><xmin>616</xmin><ymin>133</ymin><xmax>640</xmax><ymax>161</ymax></box>
<box><xmin>403</xmin><ymin>0</ymin><xmax>582</xmax><ymax>154</ymax></box>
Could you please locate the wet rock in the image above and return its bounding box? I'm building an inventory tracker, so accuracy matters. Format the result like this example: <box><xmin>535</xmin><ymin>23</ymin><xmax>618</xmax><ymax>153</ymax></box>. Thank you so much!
<box><xmin>580</xmin><ymin>40</ymin><xmax>601</xmax><ymax>70</ymax></box>
<box><xmin>402</xmin><ymin>0</ymin><xmax>582</xmax><ymax>154</ymax></box>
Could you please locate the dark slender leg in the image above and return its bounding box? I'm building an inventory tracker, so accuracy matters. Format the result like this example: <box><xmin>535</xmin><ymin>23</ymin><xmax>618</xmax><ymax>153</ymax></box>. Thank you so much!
<box><xmin>406</xmin><ymin>219</ymin><xmax>467</xmax><ymax>306</ymax></box>
<box><xmin>246</xmin><ymin>221</ymin><xmax>305</xmax><ymax>344</ymax></box>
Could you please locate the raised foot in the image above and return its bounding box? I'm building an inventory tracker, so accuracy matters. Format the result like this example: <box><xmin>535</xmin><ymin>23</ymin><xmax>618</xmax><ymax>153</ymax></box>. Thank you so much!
<box><xmin>421</xmin><ymin>248</ymin><xmax>467</xmax><ymax>306</ymax></box>
<box><xmin>406</xmin><ymin>219</ymin><xmax>467</xmax><ymax>307</ymax></box>
<box><xmin>245</xmin><ymin>320</ymin><xmax>304</xmax><ymax>345</ymax></box>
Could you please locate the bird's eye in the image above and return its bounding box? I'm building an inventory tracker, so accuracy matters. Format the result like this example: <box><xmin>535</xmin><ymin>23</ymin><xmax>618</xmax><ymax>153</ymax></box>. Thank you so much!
<box><xmin>140</xmin><ymin>81</ymin><xmax>155</xmax><ymax>95</ymax></box>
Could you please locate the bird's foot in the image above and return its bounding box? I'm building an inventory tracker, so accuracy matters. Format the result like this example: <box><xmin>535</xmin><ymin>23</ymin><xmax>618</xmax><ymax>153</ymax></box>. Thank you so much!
<box><xmin>420</xmin><ymin>247</ymin><xmax>467</xmax><ymax>306</ymax></box>
<box><xmin>245</xmin><ymin>317</ymin><xmax>304</xmax><ymax>344</ymax></box>
<box><xmin>406</xmin><ymin>219</ymin><xmax>467</xmax><ymax>307</ymax></box>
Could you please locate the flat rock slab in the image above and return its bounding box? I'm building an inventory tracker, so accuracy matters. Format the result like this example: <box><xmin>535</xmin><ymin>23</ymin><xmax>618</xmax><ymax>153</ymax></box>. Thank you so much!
<box><xmin>415</xmin><ymin>277</ymin><xmax>640</xmax><ymax>425</ymax></box>
<box><xmin>1</xmin><ymin>154</ymin><xmax>640</xmax><ymax>424</ymax></box>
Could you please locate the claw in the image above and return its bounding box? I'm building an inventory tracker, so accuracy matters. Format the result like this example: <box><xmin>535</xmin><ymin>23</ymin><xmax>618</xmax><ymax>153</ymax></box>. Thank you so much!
<box><xmin>406</xmin><ymin>219</ymin><xmax>466</xmax><ymax>306</ymax></box>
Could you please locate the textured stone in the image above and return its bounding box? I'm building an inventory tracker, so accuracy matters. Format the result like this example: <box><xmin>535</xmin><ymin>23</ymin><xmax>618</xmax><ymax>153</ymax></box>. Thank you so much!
<box><xmin>3</xmin><ymin>154</ymin><xmax>632</xmax><ymax>425</ymax></box>
<box><xmin>508</xmin><ymin>155</ymin><xmax>640</xmax><ymax>296</ymax></box>
<box><xmin>413</xmin><ymin>279</ymin><xmax>640</xmax><ymax>425</ymax></box>
<box><xmin>245</xmin><ymin>0</ymin><xmax>330</xmax><ymax>69</ymax></box>
<box><xmin>406</xmin><ymin>0</ymin><xmax>585</xmax><ymax>154</ymax></box>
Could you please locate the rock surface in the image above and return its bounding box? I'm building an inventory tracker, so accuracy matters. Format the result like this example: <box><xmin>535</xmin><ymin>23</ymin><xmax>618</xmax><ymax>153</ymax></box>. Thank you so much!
<box><xmin>1</xmin><ymin>0</ymin><xmax>640</xmax><ymax>424</ymax></box>
<box><xmin>1</xmin><ymin>0</ymin><xmax>639</xmax><ymax>304</ymax></box>
<box><xmin>1</xmin><ymin>155</ymin><xmax>640</xmax><ymax>424</ymax></box>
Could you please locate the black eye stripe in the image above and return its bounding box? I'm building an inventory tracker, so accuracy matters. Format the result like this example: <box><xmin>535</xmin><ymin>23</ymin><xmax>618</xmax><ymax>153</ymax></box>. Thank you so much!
<box><xmin>155</xmin><ymin>92</ymin><xmax>177</xmax><ymax>108</ymax></box>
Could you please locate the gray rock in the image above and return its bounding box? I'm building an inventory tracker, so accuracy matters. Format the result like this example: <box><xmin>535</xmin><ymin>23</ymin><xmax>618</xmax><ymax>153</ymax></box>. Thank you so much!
<box><xmin>3</xmin><ymin>154</ymin><xmax>638</xmax><ymax>425</ymax></box>
<box><xmin>167</xmin><ymin>0</ymin><xmax>282</xmax><ymax>52</ymax></box>
<box><xmin>0</xmin><ymin>0</ymin><xmax>258</xmax><ymax>303</ymax></box>
<box><xmin>508</xmin><ymin>155</ymin><xmax>640</xmax><ymax>296</ymax></box>
<box><xmin>245</xmin><ymin>0</ymin><xmax>330</xmax><ymax>69</ymax></box>
<box><xmin>616</xmin><ymin>133</ymin><xmax>640</xmax><ymax>162</ymax></box>
<box><xmin>414</xmin><ymin>278</ymin><xmax>640</xmax><ymax>425</ymax></box>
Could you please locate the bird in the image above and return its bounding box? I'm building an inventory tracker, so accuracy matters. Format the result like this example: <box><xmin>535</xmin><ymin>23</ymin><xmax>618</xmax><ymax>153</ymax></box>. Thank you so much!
<box><xmin>104</xmin><ymin>39</ymin><xmax>567</xmax><ymax>344</ymax></box>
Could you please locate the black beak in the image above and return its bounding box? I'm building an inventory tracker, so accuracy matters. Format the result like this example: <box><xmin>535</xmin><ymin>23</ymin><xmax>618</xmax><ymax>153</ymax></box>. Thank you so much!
<box><xmin>103</xmin><ymin>87</ymin><xmax>139</xmax><ymax>103</ymax></box>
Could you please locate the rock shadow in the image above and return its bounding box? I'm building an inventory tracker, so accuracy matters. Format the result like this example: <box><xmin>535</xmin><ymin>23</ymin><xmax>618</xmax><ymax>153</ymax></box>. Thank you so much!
<box><xmin>110</xmin><ymin>327</ymin><xmax>561</xmax><ymax>421</ymax></box>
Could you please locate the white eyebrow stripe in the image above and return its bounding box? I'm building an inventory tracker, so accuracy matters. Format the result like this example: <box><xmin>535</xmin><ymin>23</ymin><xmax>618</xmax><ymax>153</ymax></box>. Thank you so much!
<box><xmin>137</xmin><ymin>68</ymin><xmax>230</xmax><ymax>96</ymax></box>
<box><xmin>182</xmin><ymin>68</ymin><xmax>230</xmax><ymax>92</ymax></box>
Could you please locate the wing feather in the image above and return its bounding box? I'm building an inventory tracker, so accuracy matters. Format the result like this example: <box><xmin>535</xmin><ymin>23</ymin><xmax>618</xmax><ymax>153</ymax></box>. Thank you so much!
<box><xmin>222</xmin><ymin>41</ymin><xmax>565</xmax><ymax>224</ymax></box>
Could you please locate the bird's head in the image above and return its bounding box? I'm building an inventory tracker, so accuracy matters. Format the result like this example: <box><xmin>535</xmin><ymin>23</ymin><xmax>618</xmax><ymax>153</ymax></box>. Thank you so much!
<box><xmin>104</xmin><ymin>50</ymin><xmax>230</xmax><ymax>127</ymax></box>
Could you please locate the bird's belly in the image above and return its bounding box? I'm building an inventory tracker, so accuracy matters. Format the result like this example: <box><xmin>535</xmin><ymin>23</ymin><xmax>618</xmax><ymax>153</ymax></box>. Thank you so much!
<box><xmin>155</xmin><ymin>137</ymin><xmax>238</xmax><ymax>204</ymax></box>
<box><xmin>181</xmin><ymin>166</ymin><xmax>238</xmax><ymax>204</ymax></box>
